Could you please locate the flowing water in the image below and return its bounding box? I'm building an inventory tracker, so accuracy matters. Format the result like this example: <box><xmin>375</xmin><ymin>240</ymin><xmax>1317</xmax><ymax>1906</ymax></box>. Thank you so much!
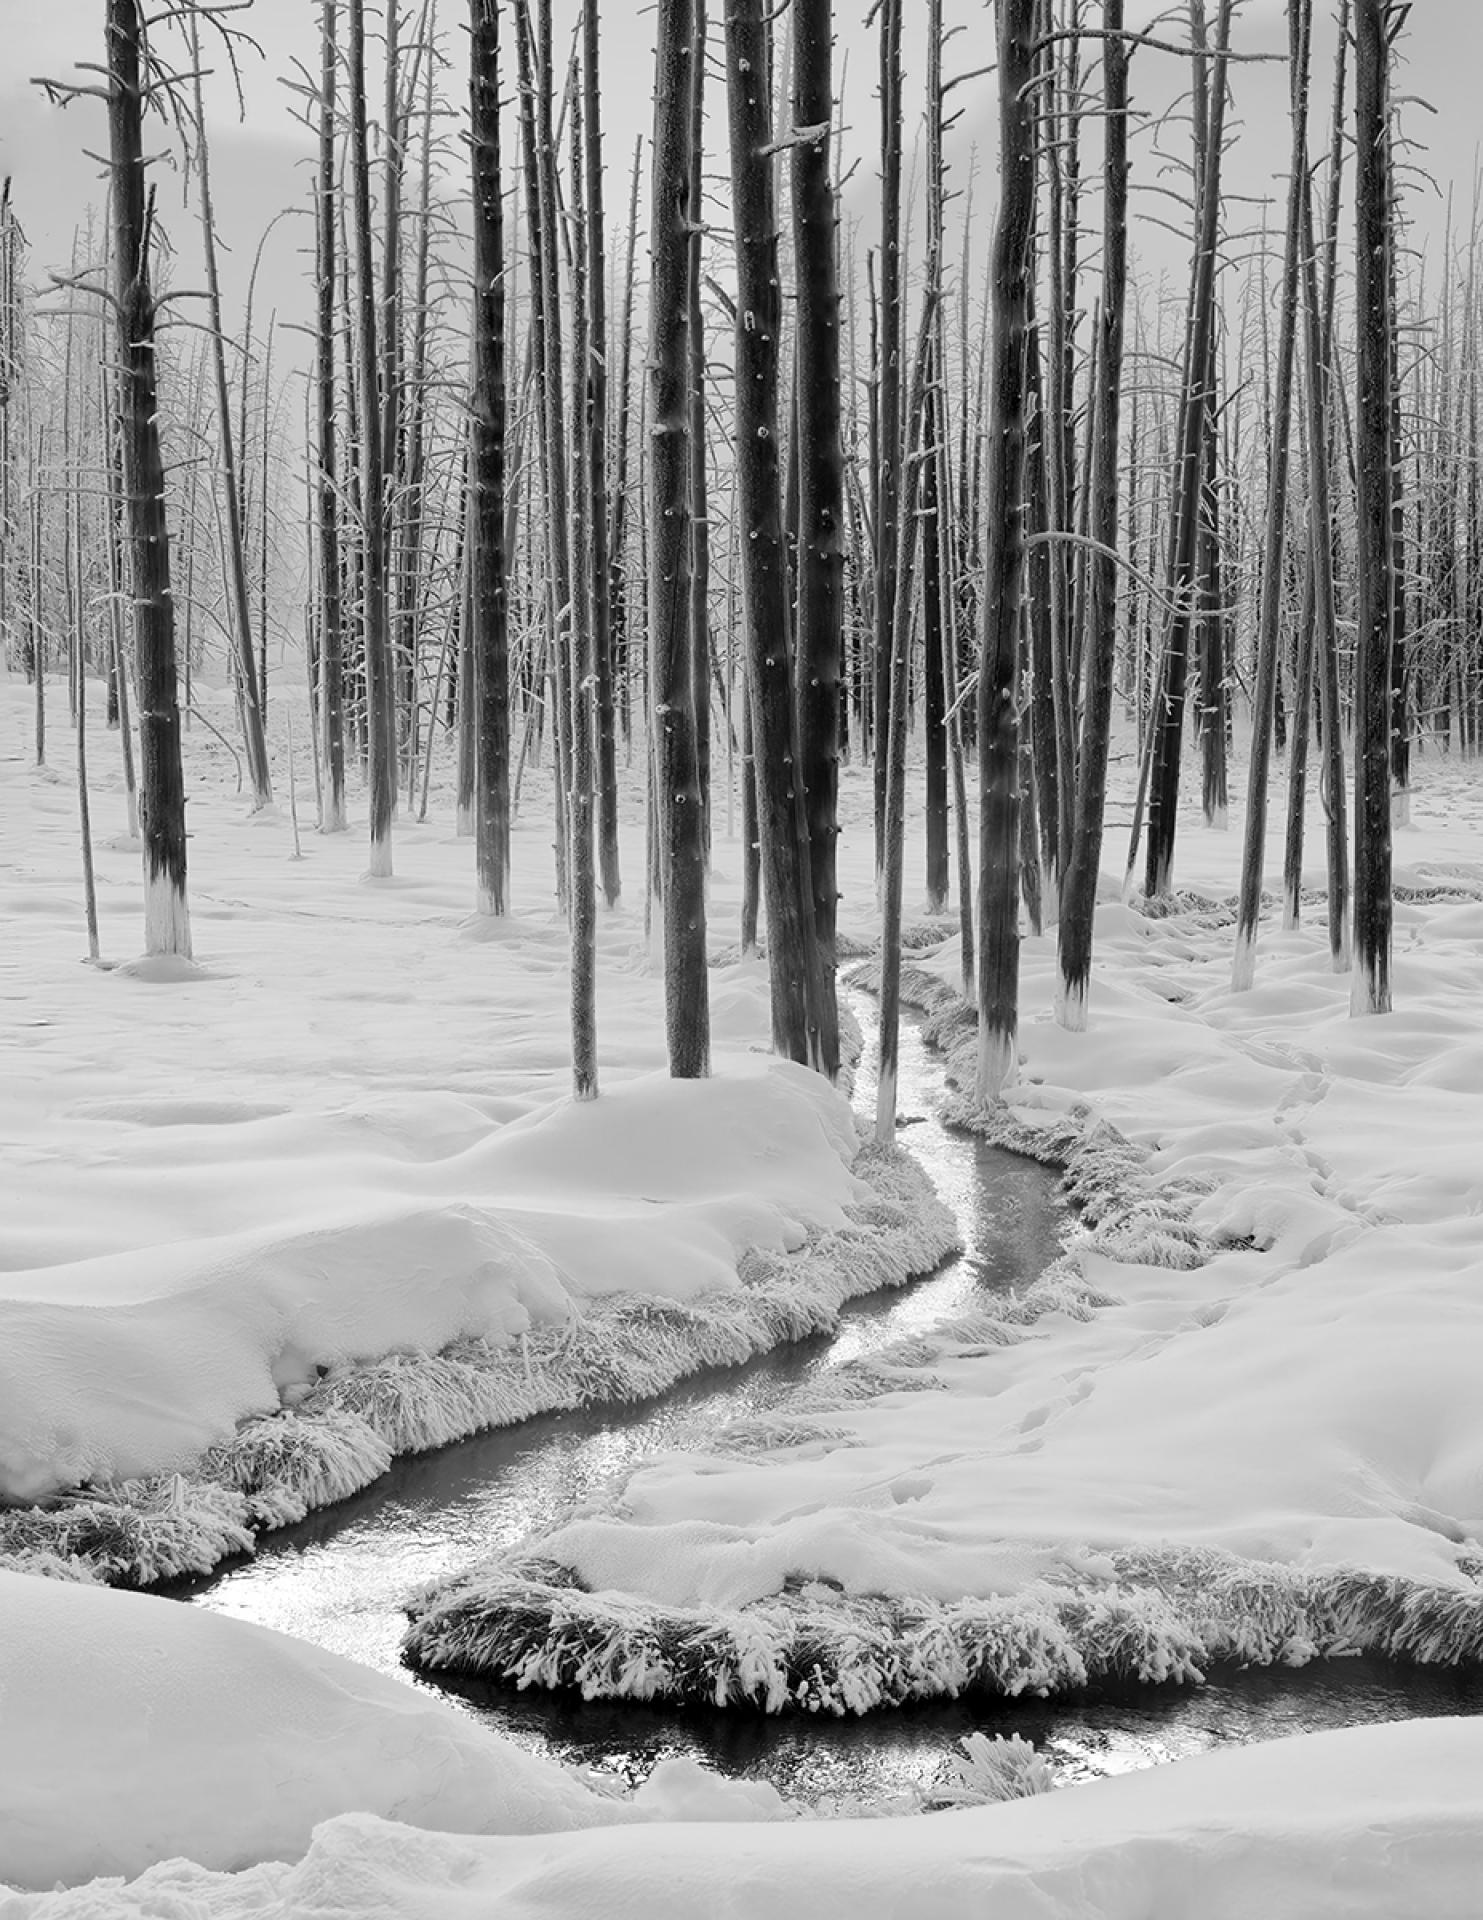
<box><xmin>173</xmin><ymin>995</ymin><xmax>1483</xmax><ymax>1805</ymax></box>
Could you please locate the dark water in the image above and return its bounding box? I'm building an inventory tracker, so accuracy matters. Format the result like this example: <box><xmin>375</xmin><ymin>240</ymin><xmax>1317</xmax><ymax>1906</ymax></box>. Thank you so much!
<box><xmin>175</xmin><ymin>996</ymin><xmax>1483</xmax><ymax>1806</ymax></box>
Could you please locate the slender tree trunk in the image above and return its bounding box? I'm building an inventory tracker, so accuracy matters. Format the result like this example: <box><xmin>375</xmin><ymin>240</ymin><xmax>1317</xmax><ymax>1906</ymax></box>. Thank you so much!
<box><xmin>975</xmin><ymin>0</ymin><xmax>1036</xmax><ymax>1101</ymax></box>
<box><xmin>1143</xmin><ymin>0</ymin><xmax>1233</xmax><ymax>898</ymax></box>
<box><xmin>972</xmin><ymin>0</ymin><xmax>1029</xmax><ymax>1098</ymax></box>
<box><xmin>1055</xmin><ymin>0</ymin><xmax>1127</xmax><ymax>1031</ymax></box>
<box><xmin>1351</xmin><ymin>0</ymin><xmax>1395</xmax><ymax>1014</ymax></box>
<box><xmin>348</xmin><ymin>0</ymin><xmax>396</xmax><ymax>875</ymax></box>
<box><xmin>470</xmin><ymin>0</ymin><xmax>510</xmax><ymax>918</ymax></box>
<box><xmin>1231</xmin><ymin>0</ymin><xmax>1309</xmax><ymax>991</ymax></box>
<box><xmin>724</xmin><ymin>0</ymin><xmax>823</xmax><ymax>1066</ymax></box>
<box><xmin>107</xmin><ymin>0</ymin><xmax>191</xmax><ymax>955</ymax></box>
<box><xmin>792</xmin><ymin>0</ymin><xmax>844</xmax><ymax>1082</ymax></box>
<box><xmin>871</xmin><ymin>0</ymin><xmax>902</xmax><ymax>870</ymax></box>
<box><xmin>649</xmin><ymin>0</ymin><xmax>709</xmax><ymax>1077</ymax></box>
<box><xmin>316</xmin><ymin>0</ymin><xmax>346</xmax><ymax>833</ymax></box>
<box><xmin>584</xmin><ymin>0</ymin><xmax>621</xmax><ymax>907</ymax></box>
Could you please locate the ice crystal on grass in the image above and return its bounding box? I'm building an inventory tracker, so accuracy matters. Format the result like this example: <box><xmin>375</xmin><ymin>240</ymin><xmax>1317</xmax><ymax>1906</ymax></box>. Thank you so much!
<box><xmin>404</xmin><ymin>1545</ymin><xmax>1483</xmax><ymax>1716</ymax></box>
<box><xmin>0</xmin><ymin>1547</ymin><xmax>102</xmax><ymax>1584</ymax></box>
<box><xmin>203</xmin><ymin>1408</ymin><xmax>393</xmax><ymax>1523</ymax></box>
<box><xmin>925</xmin><ymin>1733</ymin><xmax>1055</xmax><ymax>1809</ymax></box>
<box><xmin>0</xmin><ymin>1475</ymin><xmax>254</xmax><ymax>1585</ymax></box>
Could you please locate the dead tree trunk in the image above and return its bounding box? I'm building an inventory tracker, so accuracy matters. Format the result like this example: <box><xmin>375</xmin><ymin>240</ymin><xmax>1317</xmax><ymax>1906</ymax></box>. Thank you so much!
<box><xmin>975</xmin><ymin>0</ymin><xmax>1036</xmax><ymax>1103</ymax></box>
<box><xmin>723</xmin><ymin>0</ymin><xmax>823</xmax><ymax>1067</ymax></box>
<box><xmin>348</xmin><ymin>0</ymin><xmax>397</xmax><ymax>874</ymax></box>
<box><xmin>791</xmin><ymin>0</ymin><xmax>844</xmax><ymax>1082</ymax></box>
<box><xmin>315</xmin><ymin>0</ymin><xmax>346</xmax><ymax>833</ymax></box>
<box><xmin>1055</xmin><ymin>0</ymin><xmax>1128</xmax><ymax>1030</ymax></box>
<box><xmin>105</xmin><ymin>0</ymin><xmax>191</xmax><ymax>955</ymax></box>
<box><xmin>470</xmin><ymin>0</ymin><xmax>510</xmax><ymax>916</ymax></box>
<box><xmin>1351</xmin><ymin>0</ymin><xmax>1395</xmax><ymax>1014</ymax></box>
<box><xmin>649</xmin><ymin>0</ymin><xmax>710</xmax><ymax>1077</ymax></box>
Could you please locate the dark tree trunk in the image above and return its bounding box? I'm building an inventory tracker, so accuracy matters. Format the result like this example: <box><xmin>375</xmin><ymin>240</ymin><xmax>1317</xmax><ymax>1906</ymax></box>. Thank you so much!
<box><xmin>584</xmin><ymin>0</ymin><xmax>621</xmax><ymax>907</ymax></box>
<box><xmin>975</xmin><ymin>0</ymin><xmax>1036</xmax><ymax>1101</ymax></box>
<box><xmin>348</xmin><ymin>0</ymin><xmax>397</xmax><ymax>874</ymax></box>
<box><xmin>723</xmin><ymin>0</ymin><xmax>823</xmax><ymax>1066</ymax></box>
<box><xmin>1055</xmin><ymin>0</ymin><xmax>1128</xmax><ymax>1031</ymax></box>
<box><xmin>1351</xmin><ymin>0</ymin><xmax>1395</xmax><ymax>1014</ymax></box>
<box><xmin>470</xmin><ymin>0</ymin><xmax>510</xmax><ymax>917</ymax></box>
<box><xmin>871</xmin><ymin>0</ymin><xmax>902</xmax><ymax>870</ymax></box>
<box><xmin>107</xmin><ymin>0</ymin><xmax>191</xmax><ymax>955</ymax></box>
<box><xmin>1143</xmin><ymin>0</ymin><xmax>1232</xmax><ymax>898</ymax></box>
<box><xmin>1232</xmin><ymin>0</ymin><xmax>1309</xmax><ymax>990</ymax></box>
<box><xmin>791</xmin><ymin>0</ymin><xmax>844</xmax><ymax>1082</ymax></box>
<box><xmin>316</xmin><ymin>0</ymin><xmax>346</xmax><ymax>833</ymax></box>
<box><xmin>649</xmin><ymin>0</ymin><xmax>709</xmax><ymax>1077</ymax></box>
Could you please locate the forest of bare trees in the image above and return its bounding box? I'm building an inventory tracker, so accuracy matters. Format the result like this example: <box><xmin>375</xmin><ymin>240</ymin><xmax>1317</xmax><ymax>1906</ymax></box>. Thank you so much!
<box><xmin>4</xmin><ymin>0</ymin><xmax>1456</xmax><ymax>1098</ymax></box>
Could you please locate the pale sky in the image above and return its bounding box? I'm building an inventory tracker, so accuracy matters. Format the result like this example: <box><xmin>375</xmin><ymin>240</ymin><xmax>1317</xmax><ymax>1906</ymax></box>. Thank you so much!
<box><xmin>2</xmin><ymin>2</ymin><xmax>1479</xmax><ymax>347</ymax></box>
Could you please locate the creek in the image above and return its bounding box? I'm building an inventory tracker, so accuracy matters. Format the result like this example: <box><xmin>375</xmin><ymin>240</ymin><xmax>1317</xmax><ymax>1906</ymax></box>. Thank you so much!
<box><xmin>173</xmin><ymin>994</ymin><xmax>1483</xmax><ymax>1804</ymax></box>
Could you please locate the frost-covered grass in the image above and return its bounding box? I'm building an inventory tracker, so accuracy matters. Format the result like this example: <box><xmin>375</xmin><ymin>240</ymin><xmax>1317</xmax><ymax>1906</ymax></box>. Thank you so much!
<box><xmin>403</xmin><ymin>1539</ymin><xmax>1483</xmax><ymax>1718</ymax></box>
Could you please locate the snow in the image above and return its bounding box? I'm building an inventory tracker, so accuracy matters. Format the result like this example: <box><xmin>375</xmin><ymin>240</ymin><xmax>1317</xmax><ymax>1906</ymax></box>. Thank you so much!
<box><xmin>4</xmin><ymin>672</ymin><xmax>1483</xmax><ymax>1910</ymax></box>
<box><xmin>0</xmin><ymin>1570</ymin><xmax>646</xmax><ymax>1891</ymax></box>
<box><xmin>6</xmin><ymin>1718</ymin><xmax>1482</xmax><ymax>1915</ymax></box>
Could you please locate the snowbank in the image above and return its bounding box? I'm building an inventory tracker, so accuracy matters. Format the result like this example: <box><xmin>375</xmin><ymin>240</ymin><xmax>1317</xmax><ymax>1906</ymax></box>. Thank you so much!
<box><xmin>8</xmin><ymin>1717</ymin><xmax>1482</xmax><ymax>1916</ymax></box>
<box><xmin>0</xmin><ymin>1568</ymin><xmax>647</xmax><ymax>1890</ymax></box>
<box><xmin>0</xmin><ymin>1098</ymin><xmax>956</xmax><ymax>1583</ymax></box>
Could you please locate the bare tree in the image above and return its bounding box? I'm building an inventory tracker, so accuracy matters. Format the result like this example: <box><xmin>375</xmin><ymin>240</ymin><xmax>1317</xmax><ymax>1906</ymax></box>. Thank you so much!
<box><xmin>791</xmin><ymin>0</ymin><xmax>844</xmax><ymax>1082</ymax></box>
<box><xmin>1351</xmin><ymin>0</ymin><xmax>1397</xmax><ymax>1015</ymax></box>
<box><xmin>974</xmin><ymin>0</ymin><xmax>1036</xmax><ymax>1104</ymax></box>
<box><xmin>469</xmin><ymin>0</ymin><xmax>510</xmax><ymax>917</ymax></box>
<box><xmin>650</xmin><ymin>0</ymin><xmax>709</xmax><ymax>1077</ymax></box>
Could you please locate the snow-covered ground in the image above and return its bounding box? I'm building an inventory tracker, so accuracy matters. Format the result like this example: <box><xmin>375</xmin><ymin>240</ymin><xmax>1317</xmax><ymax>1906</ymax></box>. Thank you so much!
<box><xmin>3</xmin><ymin>669</ymin><xmax>1482</xmax><ymax>1909</ymax></box>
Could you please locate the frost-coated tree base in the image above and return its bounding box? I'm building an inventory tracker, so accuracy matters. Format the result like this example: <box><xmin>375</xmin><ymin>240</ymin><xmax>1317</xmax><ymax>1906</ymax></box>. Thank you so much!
<box><xmin>143</xmin><ymin>869</ymin><xmax>192</xmax><ymax>960</ymax></box>
<box><xmin>0</xmin><ymin>1144</ymin><xmax>957</xmax><ymax>1592</ymax></box>
<box><xmin>399</xmin><ymin>956</ymin><xmax>1483</xmax><ymax>1715</ymax></box>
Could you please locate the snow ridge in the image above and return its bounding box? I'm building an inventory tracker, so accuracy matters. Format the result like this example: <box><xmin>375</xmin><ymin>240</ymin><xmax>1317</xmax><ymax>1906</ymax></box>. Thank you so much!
<box><xmin>0</xmin><ymin>1143</ymin><xmax>957</xmax><ymax>1589</ymax></box>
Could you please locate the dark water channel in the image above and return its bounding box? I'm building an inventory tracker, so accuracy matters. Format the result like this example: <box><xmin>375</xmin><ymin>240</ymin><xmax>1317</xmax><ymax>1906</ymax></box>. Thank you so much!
<box><xmin>175</xmin><ymin>996</ymin><xmax>1483</xmax><ymax>1807</ymax></box>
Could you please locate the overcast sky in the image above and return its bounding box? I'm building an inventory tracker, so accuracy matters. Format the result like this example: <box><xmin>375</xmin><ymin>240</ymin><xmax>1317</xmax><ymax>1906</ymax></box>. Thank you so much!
<box><xmin>2</xmin><ymin>2</ymin><xmax>1478</xmax><ymax>348</ymax></box>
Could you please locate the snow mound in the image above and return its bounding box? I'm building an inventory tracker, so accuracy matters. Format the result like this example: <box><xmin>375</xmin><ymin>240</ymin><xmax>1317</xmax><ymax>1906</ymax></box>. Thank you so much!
<box><xmin>0</xmin><ymin>1568</ymin><xmax>639</xmax><ymax>1891</ymax></box>
<box><xmin>10</xmin><ymin>1719</ymin><xmax>1482</xmax><ymax>1917</ymax></box>
<box><xmin>0</xmin><ymin>1135</ymin><xmax>956</xmax><ymax>1588</ymax></box>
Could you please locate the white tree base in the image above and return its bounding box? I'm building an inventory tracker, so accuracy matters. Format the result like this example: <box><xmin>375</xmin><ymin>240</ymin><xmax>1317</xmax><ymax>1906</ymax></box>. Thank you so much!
<box><xmin>365</xmin><ymin>830</ymin><xmax>394</xmax><ymax>880</ymax></box>
<box><xmin>1349</xmin><ymin>952</ymin><xmax>1390</xmax><ymax>1016</ymax></box>
<box><xmin>1053</xmin><ymin>972</ymin><xmax>1088</xmax><ymax>1033</ymax></box>
<box><xmin>873</xmin><ymin>1064</ymin><xmax>898</xmax><ymax>1147</ymax></box>
<box><xmin>975</xmin><ymin>1026</ymin><xmax>1017</xmax><ymax>1105</ymax></box>
<box><xmin>144</xmin><ymin>868</ymin><xmax>192</xmax><ymax>959</ymax></box>
<box><xmin>1230</xmin><ymin>926</ymin><xmax>1257</xmax><ymax>994</ymax></box>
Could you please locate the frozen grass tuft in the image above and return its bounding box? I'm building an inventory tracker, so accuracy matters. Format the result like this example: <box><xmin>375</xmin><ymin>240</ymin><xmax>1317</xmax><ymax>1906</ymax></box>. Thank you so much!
<box><xmin>0</xmin><ymin>1546</ymin><xmax>103</xmax><ymax>1584</ymax></box>
<box><xmin>0</xmin><ymin>1475</ymin><xmax>254</xmax><ymax>1585</ymax></box>
<box><xmin>925</xmin><ymin>1733</ymin><xmax>1056</xmax><ymax>1809</ymax></box>
<box><xmin>202</xmin><ymin>1408</ymin><xmax>394</xmax><ymax>1525</ymax></box>
<box><xmin>403</xmin><ymin>1545</ymin><xmax>1483</xmax><ymax>1717</ymax></box>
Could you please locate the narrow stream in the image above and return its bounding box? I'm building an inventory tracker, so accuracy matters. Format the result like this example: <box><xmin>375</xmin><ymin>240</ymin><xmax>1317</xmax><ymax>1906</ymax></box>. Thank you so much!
<box><xmin>173</xmin><ymin>993</ymin><xmax>1483</xmax><ymax>1805</ymax></box>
